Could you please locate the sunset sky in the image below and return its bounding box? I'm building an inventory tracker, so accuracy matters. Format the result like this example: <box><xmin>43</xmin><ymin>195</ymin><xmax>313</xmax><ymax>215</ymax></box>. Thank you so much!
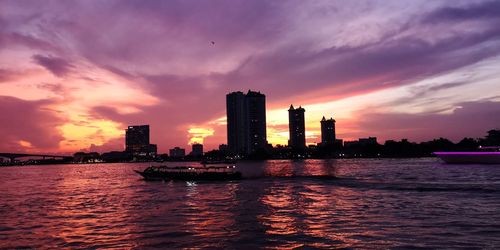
<box><xmin>1</xmin><ymin>0</ymin><xmax>500</xmax><ymax>154</ymax></box>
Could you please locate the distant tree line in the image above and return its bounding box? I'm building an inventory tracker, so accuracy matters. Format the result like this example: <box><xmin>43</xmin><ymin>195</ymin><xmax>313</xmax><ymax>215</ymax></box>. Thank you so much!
<box><xmin>3</xmin><ymin>129</ymin><xmax>498</xmax><ymax>166</ymax></box>
<box><xmin>206</xmin><ymin>129</ymin><xmax>500</xmax><ymax>160</ymax></box>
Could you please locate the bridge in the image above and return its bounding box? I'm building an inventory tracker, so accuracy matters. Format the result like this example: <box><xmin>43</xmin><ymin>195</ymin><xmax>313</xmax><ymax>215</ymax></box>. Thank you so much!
<box><xmin>0</xmin><ymin>153</ymin><xmax>72</xmax><ymax>163</ymax></box>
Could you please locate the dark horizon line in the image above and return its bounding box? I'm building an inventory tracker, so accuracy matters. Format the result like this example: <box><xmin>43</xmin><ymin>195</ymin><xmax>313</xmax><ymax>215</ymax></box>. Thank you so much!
<box><xmin>1</xmin><ymin>129</ymin><xmax>498</xmax><ymax>156</ymax></box>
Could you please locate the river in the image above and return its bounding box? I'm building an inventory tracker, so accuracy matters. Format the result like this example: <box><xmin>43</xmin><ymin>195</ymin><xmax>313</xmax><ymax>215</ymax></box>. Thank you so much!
<box><xmin>1</xmin><ymin>158</ymin><xmax>499</xmax><ymax>248</ymax></box>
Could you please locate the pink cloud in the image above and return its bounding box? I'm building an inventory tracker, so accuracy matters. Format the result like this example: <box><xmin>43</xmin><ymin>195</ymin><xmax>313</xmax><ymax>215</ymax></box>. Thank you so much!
<box><xmin>32</xmin><ymin>55</ymin><xmax>74</xmax><ymax>77</ymax></box>
<box><xmin>0</xmin><ymin>96</ymin><xmax>65</xmax><ymax>152</ymax></box>
<box><xmin>1</xmin><ymin>1</ymin><xmax>500</xmax><ymax>153</ymax></box>
<box><xmin>353</xmin><ymin>101</ymin><xmax>500</xmax><ymax>143</ymax></box>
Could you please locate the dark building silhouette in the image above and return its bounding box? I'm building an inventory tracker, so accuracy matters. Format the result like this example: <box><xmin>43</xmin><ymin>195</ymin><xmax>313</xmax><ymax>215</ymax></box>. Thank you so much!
<box><xmin>169</xmin><ymin>147</ymin><xmax>185</xmax><ymax>158</ymax></box>
<box><xmin>245</xmin><ymin>91</ymin><xmax>267</xmax><ymax>153</ymax></box>
<box><xmin>226</xmin><ymin>90</ymin><xmax>267</xmax><ymax>155</ymax></box>
<box><xmin>126</xmin><ymin>125</ymin><xmax>149</xmax><ymax>150</ymax></box>
<box><xmin>288</xmin><ymin>105</ymin><xmax>306</xmax><ymax>149</ymax></box>
<box><xmin>101</xmin><ymin>151</ymin><xmax>132</xmax><ymax>162</ymax></box>
<box><xmin>218</xmin><ymin>144</ymin><xmax>228</xmax><ymax>152</ymax></box>
<box><xmin>344</xmin><ymin>137</ymin><xmax>378</xmax><ymax>147</ymax></box>
<box><xmin>73</xmin><ymin>152</ymin><xmax>100</xmax><ymax>163</ymax></box>
<box><xmin>226</xmin><ymin>91</ymin><xmax>246</xmax><ymax>155</ymax></box>
<box><xmin>321</xmin><ymin>116</ymin><xmax>336</xmax><ymax>145</ymax></box>
<box><xmin>190</xmin><ymin>143</ymin><xmax>203</xmax><ymax>157</ymax></box>
<box><xmin>125</xmin><ymin>125</ymin><xmax>157</xmax><ymax>157</ymax></box>
<box><xmin>359</xmin><ymin>137</ymin><xmax>378</xmax><ymax>145</ymax></box>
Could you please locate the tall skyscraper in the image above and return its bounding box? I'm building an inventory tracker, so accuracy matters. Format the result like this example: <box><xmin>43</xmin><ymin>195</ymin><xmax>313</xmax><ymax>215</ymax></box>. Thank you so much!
<box><xmin>245</xmin><ymin>91</ymin><xmax>267</xmax><ymax>153</ymax></box>
<box><xmin>226</xmin><ymin>91</ymin><xmax>247</xmax><ymax>155</ymax></box>
<box><xmin>288</xmin><ymin>105</ymin><xmax>306</xmax><ymax>149</ymax></box>
<box><xmin>125</xmin><ymin>125</ymin><xmax>157</xmax><ymax>157</ymax></box>
<box><xmin>190</xmin><ymin>143</ymin><xmax>203</xmax><ymax>157</ymax></box>
<box><xmin>321</xmin><ymin>116</ymin><xmax>336</xmax><ymax>145</ymax></box>
<box><xmin>226</xmin><ymin>90</ymin><xmax>267</xmax><ymax>155</ymax></box>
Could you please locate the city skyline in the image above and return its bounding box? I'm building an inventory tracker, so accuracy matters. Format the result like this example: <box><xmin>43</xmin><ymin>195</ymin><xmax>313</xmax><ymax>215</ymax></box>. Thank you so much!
<box><xmin>226</xmin><ymin>90</ymin><xmax>267</xmax><ymax>155</ymax></box>
<box><xmin>1</xmin><ymin>1</ymin><xmax>500</xmax><ymax>154</ymax></box>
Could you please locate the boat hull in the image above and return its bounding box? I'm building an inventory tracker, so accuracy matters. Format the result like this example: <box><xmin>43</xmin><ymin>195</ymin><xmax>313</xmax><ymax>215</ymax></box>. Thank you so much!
<box><xmin>135</xmin><ymin>170</ymin><xmax>243</xmax><ymax>181</ymax></box>
<box><xmin>434</xmin><ymin>152</ymin><xmax>500</xmax><ymax>164</ymax></box>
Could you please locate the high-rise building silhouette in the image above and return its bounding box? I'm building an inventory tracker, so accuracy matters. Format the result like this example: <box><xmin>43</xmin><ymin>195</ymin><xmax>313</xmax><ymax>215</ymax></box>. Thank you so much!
<box><xmin>126</xmin><ymin>125</ymin><xmax>149</xmax><ymax>151</ymax></box>
<box><xmin>245</xmin><ymin>91</ymin><xmax>267</xmax><ymax>153</ymax></box>
<box><xmin>288</xmin><ymin>105</ymin><xmax>306</xmax><ymax>149</ymax></box>
<box><xmin>226</xmin><ymin>91</ymin><xmax>246</xmax><ymax>154</ymax></box>
<box><xmin>190</xmin><ymin>143</ymin><xmax>203</xmax><ymax>157</ymax></box>
<box><xmin>320</xmin><ymin>116</ymin><xmax>336</xmax><ymax>145</ymax></box>
<box><xmin>226</xmin><ymin>90</ymin><xmax>267</xmax><ymax>155</ymax></box>
<box><xmin>125</xmin><ymin>125</ymin><xmax>157</xmax><ymax>157</ymax></box>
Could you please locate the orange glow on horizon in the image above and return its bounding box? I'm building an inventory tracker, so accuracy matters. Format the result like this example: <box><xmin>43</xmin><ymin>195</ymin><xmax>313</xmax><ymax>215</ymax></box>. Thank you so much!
<box><xmin>18</xmin><ymin>140</ymin><xmax>34</xmax><ymax>148</ymax></box>
<box><xmin>188</xmin><ymin>127</ymin><xmax>215</xmax><ymax>145</ymax></box>
<box><xmin>59</xmin><ymin>119</ymin><xmax>124</xmax><ymax>152</ymax></box>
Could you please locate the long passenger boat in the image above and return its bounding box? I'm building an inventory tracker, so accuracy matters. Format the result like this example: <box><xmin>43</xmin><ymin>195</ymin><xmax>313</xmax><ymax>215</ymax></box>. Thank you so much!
<box><xmin>434</xmin><ymin>146</ymin><xmax>500</xmax><ymax>164</ymax></box>
<box><xmin>135</xmin><ymin>165</ymin><xmax>242</xmax><ymax>181</ymax></box>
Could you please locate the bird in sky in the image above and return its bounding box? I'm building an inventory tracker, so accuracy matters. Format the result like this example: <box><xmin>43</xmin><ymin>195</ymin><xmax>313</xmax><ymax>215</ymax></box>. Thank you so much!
<box><xmin>211</xmin><ymin>41</ymin><xmax>215</xmax><ymax>45</ymax></box>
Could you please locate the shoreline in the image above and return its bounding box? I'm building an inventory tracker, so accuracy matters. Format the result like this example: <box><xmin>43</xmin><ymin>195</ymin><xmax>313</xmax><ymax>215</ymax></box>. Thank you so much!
<box><xmin>0</xmin><ymin>156</ymin><xmax>439</xmax><ymax>168</ymax></box>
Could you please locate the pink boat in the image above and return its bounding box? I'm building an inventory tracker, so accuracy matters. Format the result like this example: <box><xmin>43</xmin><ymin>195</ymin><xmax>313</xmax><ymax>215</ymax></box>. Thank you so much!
<box><xmin>434</xmin><ymin>149</ymin><xmax>500</xmax><ymax>164</ymax></box>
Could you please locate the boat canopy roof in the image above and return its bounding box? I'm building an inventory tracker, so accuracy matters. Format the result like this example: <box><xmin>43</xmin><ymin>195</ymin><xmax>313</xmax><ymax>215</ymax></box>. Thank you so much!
<box><xmin>150</xmin><ymin>165</ymin><xmax>234</xmax><ymax>169</ymax></box>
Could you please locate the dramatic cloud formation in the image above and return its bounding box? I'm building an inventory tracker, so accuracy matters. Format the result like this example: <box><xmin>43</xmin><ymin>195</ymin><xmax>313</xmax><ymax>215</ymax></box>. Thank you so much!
<box><xmin>354</xmin><ymin>101</ymin><xmax>500</xmax><ymax>143</ymax></box>
<box><xmin>0</xmin><ymin>96</ymin><xmax>65</xmax><ymax>152</ymax></box>
<box><xmin>0</xmin><ymin>0</ymin><xmax>499</xmax><ymax>153</ymax></box>
<box><xmin>32</xmin><ymin>55</ymin><xmax>74</xmax><ymax>77</ymax></box>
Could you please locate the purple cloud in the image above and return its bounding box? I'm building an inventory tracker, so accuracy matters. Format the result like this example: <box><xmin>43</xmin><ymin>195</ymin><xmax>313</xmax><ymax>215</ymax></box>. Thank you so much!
<box><xmin>0</xmin><ymin>68</ymin><xmax>19</xmax><ymax>83</ymax></box>
<box><xmin>1</xmin><ymin>0</ymin><xmax>500</xmax><ymax>152</ymax></box>
<box><xmin>80</xmin><ymin>0</ymin><xmax>500</xmax><ymax>151</ymax></box>
<box><xmin>354</xmin><ymin>101</ymin><xmax>500</xmax><ymax>143</ymax></box>
<box><xmin>0</xmin><ymin>96</ymin><xmax>65</xmax><ymax>152</ymax></box>
<box><xmin>32</xmin><ymin>55</ymin><xmax>74</xmax><ymax>77</ymax></box>
<box><xmin>424</xmin><ymin>1</ymin><xmax>500</xmax><ymax>23</ymax></box>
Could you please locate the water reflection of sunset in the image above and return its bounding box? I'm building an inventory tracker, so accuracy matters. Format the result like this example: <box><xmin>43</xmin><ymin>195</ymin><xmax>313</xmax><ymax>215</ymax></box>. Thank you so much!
<box><xmin>254</xmin><ymin>160</ymin><xmax>396</xmax><ymax>248</ymax></box>
<box><xmin>183</xmin><ymin>182</ymin><xmax>240</xmax><ymax>246</ymax></box>
<box><xmin>259</xmin><ymin>184</ymin><xmax>298</xmax><ymax>236</ymax></box>
<box><xmin>2</xmin><ymin>159</ymin><xmax>500</xmax><ymax>248</ymax></box>
<box><xmin>42</xmin><ymin>164</ymin><xmax>141</xmax><ymax>248</ymax></box>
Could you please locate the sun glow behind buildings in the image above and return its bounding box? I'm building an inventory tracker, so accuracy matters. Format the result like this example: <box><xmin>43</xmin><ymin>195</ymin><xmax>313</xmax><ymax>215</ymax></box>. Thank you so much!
<box><xmin>188</xmin><ymin>127</ymin><xmax>215</xmax><ymax>145</ymax></box>
<box><xmin>1</xmin><ymin>1</ymin><xmax>500</xmax><ymax>153</ymax></box>
<box><xmin>59</xmin><ymin>119</ymin><xmax>124</xmax><ymax>152</ymax></box>
<box><xmin>0</xmin><ymin>56</ymin><xmax>159</xmax><ymax>152</ymax></box>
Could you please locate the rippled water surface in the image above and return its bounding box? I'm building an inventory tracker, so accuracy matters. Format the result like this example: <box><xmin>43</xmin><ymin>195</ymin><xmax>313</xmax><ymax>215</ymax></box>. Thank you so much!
<box><xmin>1</xmin><ymin>158</ymin><xmax>500</xmax><ymax>249</ymax></box>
